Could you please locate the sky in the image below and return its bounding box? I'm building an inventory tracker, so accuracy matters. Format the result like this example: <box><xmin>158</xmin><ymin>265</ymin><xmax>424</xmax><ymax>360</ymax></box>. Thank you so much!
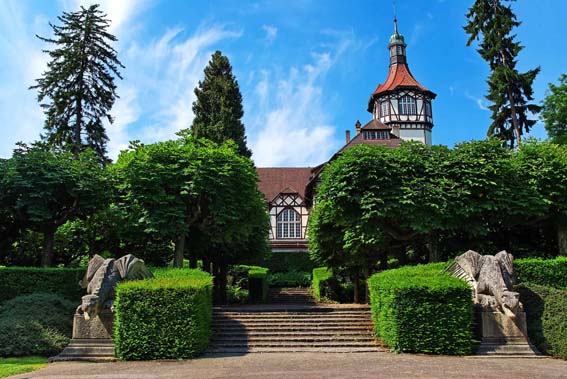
<box><xmin>1</xmin><ymin>0</ymin><xmax>566</xmax><ymax>167</ymax></box>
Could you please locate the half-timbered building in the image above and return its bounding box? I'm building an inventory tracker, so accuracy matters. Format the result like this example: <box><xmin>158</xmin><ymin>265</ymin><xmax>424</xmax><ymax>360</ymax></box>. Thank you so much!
<box><xmin>257</xmin><ymin>20</ymin><xmax>436</xmax><ymax>253</ymax></box>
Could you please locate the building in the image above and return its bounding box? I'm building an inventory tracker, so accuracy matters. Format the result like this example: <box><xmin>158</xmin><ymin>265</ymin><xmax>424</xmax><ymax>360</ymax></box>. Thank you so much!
<box><xmin>257</xmin><ymin>20</ymin><xmax>436</xmax><ymax>253</ymax></box>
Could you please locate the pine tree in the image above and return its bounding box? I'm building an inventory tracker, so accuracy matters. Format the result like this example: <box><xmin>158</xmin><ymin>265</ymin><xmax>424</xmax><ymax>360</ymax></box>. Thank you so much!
<box><xmin>191</xmin><ymin>51</ymin><xmax>252</xmax><ymax>158</ymax></box>
<box><xmin>465</xmin><ymin>0</ymin><xmax>540</xmax><ymax>149</ymax></box>
<box><xmin>31</xmin><ymin>4</ymin><xmax>124</xmax><ymax>162</ymax></box>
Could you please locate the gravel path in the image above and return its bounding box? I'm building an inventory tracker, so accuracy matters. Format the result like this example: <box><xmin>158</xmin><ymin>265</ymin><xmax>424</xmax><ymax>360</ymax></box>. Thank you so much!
<box><xmin>9</xmin><ymin>352</ymin><xmax>567</xmax><ymax>379</ymax></box>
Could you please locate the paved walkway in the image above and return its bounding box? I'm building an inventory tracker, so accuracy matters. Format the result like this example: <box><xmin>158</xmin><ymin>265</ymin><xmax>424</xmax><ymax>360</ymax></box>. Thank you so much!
<box><xmin>10</xmin><ymin>352</ymin><xmax>567</xmax><ymax>379</ymax></box>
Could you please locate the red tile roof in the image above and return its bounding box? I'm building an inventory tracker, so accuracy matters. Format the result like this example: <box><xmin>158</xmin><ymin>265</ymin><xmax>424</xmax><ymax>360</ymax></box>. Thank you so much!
<box><xmin>257</xmin><ymin>167</ymin><xmax>313</xmax><ymax>202</ymax></box>
<box><xmin>360</xmin><ymin>119</ymin><xmax>391</xmax><ymax>130</ymax></box>
<box><xmin>367</xmin><ymin>63</ymin><xmax>436</xmax><ymax>112</ymax></box>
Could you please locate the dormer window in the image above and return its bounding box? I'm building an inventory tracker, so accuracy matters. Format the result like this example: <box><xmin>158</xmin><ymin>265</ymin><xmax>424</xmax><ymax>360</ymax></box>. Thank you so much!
<box><xmin>398</xmin><ymin>95</ymin><xmax>417</xmax><ymax>115</ymax></box>
<box><xmin>363</xmin><ymin>130</ymin><xmax>390</xmax><ymax>140</ymax></box>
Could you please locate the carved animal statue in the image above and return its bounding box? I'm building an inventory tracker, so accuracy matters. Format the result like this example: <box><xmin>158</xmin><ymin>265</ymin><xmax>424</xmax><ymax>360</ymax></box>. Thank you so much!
<box><xmin>446</xmin><ymin>250</ymin><xmax>521</xmax><ymax>319</ymax></box>
<box><xmin>77</xmin><ymin>254</ymin><xmax>153</xmax><ymax>320</ymax></box>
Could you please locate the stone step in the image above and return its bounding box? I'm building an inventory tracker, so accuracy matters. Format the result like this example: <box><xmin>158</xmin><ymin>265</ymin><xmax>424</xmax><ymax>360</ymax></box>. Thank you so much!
<box><xmin>476</xmin><ymin>343</ymin><xmax>543</xmax><ymax>356</ymax></box>
<box><xmin>212</xmin><ymin>326</ymin><xmax>373</xmax><ymax>332</ymax></box>
<box><xmin>206</xmin><ymin>347</ymin><xmax>385</xmax><ymax>353</ymax></box>
<box><xmin>213</xmin><ymin>320</ymin><xmax>373</xmax><ymax>326</ymax></box>
<box><xmin>213</xmin><ymin>330</ymin><xmax>372</xmax><ymax>336</ymax></box>
<box><xmin>214</xmin><ymin>306</ymin><xmax>370</xmax><ymax>313</ymax></box>
<box><xmin>212</xmin><ymin>336</ymin><xmax>375</xmax><ymax>343</ymax></box>
<box><xmin>214</xmin><ymin>311</ymin><xmax>371</xmax><ymax>316</ymax></box>
<box><xmin>209</xmin><ymin>341</ymin><xmax>380</xmax><ymax>348</ymax></box>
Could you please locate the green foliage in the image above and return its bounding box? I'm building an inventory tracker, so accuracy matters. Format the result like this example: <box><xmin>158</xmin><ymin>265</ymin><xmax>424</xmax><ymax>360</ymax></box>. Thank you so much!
<box><xmin>516</xmin><ymin>284</ymin><xmax>567</xmax><ymax>359</ymax></box>
<box><xmin>312</xmin><ymin>267</ymin><xmax>333</xmax><ymax>301</ymax></box>
<box><xmin>368</xmin><ymin>264</ymin><xmax>473</xmax><ymax>355</ymax></box>
<box><xmin>191</xmin><ymin>51</ymin><xmax>251</xmax><ymax>157</ymax></box>
<box><xmin>268</xmin><ymin>252</ymin><xmax>315</xmax><ymax>273</ymax></box>
<box><xmin>0</xmin><ymin>293</ymin><xmax>76</xmax><ymax>357</ymax></box>
<box><xmin>31</xmin><ymin>4</ymin><xmax>124</xmax><ymax>161</ymax></box>
<box><xmin>114</xmin><ymin>269</ymin><xmax>213</xmax><ymax>360</ymax></box>
<box><xmin>248</xmin><ymin>267</ymin><xmax>269</xmax><ymax>302</ymax></box>
<box><xmin>0</xmin><ymin>356</ymin><xmax>47</xmax><ymax>378</ymax></box>
<box><xmin>515</xmin><ymin>257</ymin><xmax>567</xmax><ymax>289</ymax></box>
<box><xmin>464</xmin><ymin>0</ymin><xmax>540</xmax><ymax>148</ymax></box>
<box><xmin>226</xmin><ymin>285</ymin><xmax>249</xmax><ymax>304</ymax></box>
<box><xmin>542</xmin><ymin>74</ymin><xmax>567</xmax><ymax>145</ymax></box>
<box><xmin>269</xmin><ymin>270</ymin><xmax>311</xmax><ymax>287</ymax></box>
<box><xmin>1</xmin><ymin>146</ymin><xmax>110</xmax><ymax>266</ymax></box>
<box><xmin>0</xmin><ymin>267</ymin><xmax>85</xmax><ymax>305</ymax></box>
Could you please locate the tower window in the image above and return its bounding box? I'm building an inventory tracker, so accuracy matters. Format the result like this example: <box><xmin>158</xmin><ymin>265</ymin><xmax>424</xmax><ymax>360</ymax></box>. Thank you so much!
<box><xmin>398</xmin><ymin>95</ymin><xmax>417</xmax><ymax>115</ymax></box>
<box><xmin>277</xmin><ymin>208</ymin><xmax>301</xmax><ymax>239</ymax></box>
<box><xmin>425</xmin><ymin>101</ymin><xmax>432</xmax><ymax>117</ymax></box>
<box><xmin>380</xmin><ymin>101</ymin><xmax>389</xmax><ymax>117</ymax></box>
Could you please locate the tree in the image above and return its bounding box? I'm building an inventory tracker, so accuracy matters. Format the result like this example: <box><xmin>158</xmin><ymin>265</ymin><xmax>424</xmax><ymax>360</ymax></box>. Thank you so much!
<box><xmin>190</xmin><ymin>51</ymin><xmax>252</xmax><ymax>158</ymax></box>
<box><xmin>465</xmin><ymin>0</ymin><xmax>540</xmax><ymax>149</ymax></box>
<box><xmin>31</xmin><ymin>4</ymin><xmax>124</xmax><ymax>162</ymax></box>
<box><xmin>542</xmin><ymin>74</ymin><xmax>567</xmax><ymax>145</ymax></box>
<box><xmin>2</xmin><ymin>145</ymin><xmax>110</xmax><ymax>266</ymax></box>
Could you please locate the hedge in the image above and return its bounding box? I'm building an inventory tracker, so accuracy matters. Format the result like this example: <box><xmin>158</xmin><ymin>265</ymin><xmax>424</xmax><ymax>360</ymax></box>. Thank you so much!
<box><xmin>248</xmin><ymin>267</ymin><xmax>269</xmax><ymax>302</ymax></box>
<box><xmin>312</xmin><ymin>267</ymin><xmax>333</xmax><ymax>301</ymax></box>
<box><xmin>268</xmin><ymin>251</ymin><xmax>315</xmax><ymax>273</ymax></box>
<box><xmin>516</xmin><ymin>283</ymin><xmax>567</xmax><ymax>359</ymax></box>
<box><xmin>0</xmin><ymin>267</ymin><xmax>85</xmax><ymax>305</ymax></box>
<box><xmin>368</xmin><ymin>263</ymin><xmax>473</xmax><ymax>355</ymax></box>
<box><xmin>515</xmin><ymin>257</ymin><xmax>567</xmax><ymax>289</ymax></box>
<box><xmin>269</xmin><ymin>270</ymin><xmax>311</xmax><ymax>287</ymax></box>
<box><xmin>114</xmin><ymin>268</ymin><xmax>213</xmax><ymax>360</ymax></box>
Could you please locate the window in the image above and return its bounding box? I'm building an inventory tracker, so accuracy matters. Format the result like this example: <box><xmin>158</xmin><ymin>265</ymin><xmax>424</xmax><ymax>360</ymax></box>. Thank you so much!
<box><xmin>380</xmin><ymin>101</ymin><xmax>389</xmax><ymax>117</ymax></box>
<box><xmin>363</xmin><ymin>130</ymin><xmax>389</xmax><ymax>140</ymax></box>
<box><xmin>277</xmin><ymin>209</ymin><xmax>301</xmax><ymax>239</ymax></box>
<box><xmin>425</xmin><ymin>101</ymin><xmax>432</xmax><ymax>117</ymax></box>
<box><xmin>398</xmin><ymin>95</ymin><xmax>417</xmax><ymax>115</ymax></box>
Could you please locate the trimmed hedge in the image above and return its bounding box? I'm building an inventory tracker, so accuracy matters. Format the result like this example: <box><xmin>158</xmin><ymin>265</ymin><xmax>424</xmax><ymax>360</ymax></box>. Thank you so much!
<box><xmin>516</xmin><ymin>283</ymin><xmax>567</xmax><ymax>359</ymax></box>
<box><xmin>312</xmin><ymin>267</ymin><xmax>333</xmax><ymax>301</ymax></box>
<box><xmin>249</xmin><ymin>267</ymin><xmax>269</xmax><ymax>302</ymax></box>
<box><xmin>114</xmin><ymin>268</ymin><xmax>213</xmax><ymax>360</ymax></box>
<box><xmin>0</xmin><ymin>267</ymin><xmax>85</xmax><ymax>305</ymax></box>
<box><xmin>368</xmin><ymin>263</ymin><xmax>473</xmax><ymax>355</ymax></box>
<box><xmin>268</xmin><ymin>252</ymin><xmax>314</xmax><ymax>273</ymax></box>
<box><xmin>269</xmin><ymin>270</ymin><xmax>311</xmax><ymax>287</ymax></box>
<box><xmin>515</xmin><ymin>257</ymin><xmax>567</xmax><ymax>289</ymax></box>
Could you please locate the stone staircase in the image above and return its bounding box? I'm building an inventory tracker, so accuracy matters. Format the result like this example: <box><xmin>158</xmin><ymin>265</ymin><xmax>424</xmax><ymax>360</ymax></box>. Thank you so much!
<box><xmin>207</xmin><ymin>287</ymin><xmax>383</xmax><ymax>353</ymax></box>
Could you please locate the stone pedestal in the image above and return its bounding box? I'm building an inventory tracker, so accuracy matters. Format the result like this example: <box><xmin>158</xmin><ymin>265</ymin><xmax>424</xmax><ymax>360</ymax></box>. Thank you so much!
<box><xmin>50</xmin><ymin>309</ymin><xmax>116</xmax><ymax>362</ymax></box>
<box><xmin>475</xmin><ymin>310</ymin><xmax>541</xmax><ymax>357</ymax></box>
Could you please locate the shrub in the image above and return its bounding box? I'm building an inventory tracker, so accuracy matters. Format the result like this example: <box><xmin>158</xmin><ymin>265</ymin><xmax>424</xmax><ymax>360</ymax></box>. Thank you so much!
<box><xmin>227</xmin><ymin>285</ymin><xmax>249</xmax><ymax>304</ymax></box>
<box><xmin>515</xmin><ymin>257</ymin><xmax>567</xmax><ymax>289</ymax></box>
<box><xmin>312</xmin><ymin>267</ymin><xmax>334</xmax><ymax>301</ymax></box>
<box><xmin>248</xmin><ymin>267</ymin><xmax>269</xmax><ymax>302</ymax></box>
<box><xmin>368</xmin><ymin>263</ymin><xmax>473</xmax><ymax>355</ymax></box>
<box><xmin>516</xmin><ymin>283</ymin><xmax>567</xmax><ymax>359</ymax></box>
<box><xmin>268</xmin><ymin>252</ymin><xmax>314</xmax><ymax>273</ymax></box>
<box><xmin>114</xmin><ymin>269</ymin><xmax>213</xmax><ymax>360</ymax></box>
<box><xmin>0</xmin><ymin>267</ymin><xmax>85</xmax><ymax>305</ymax></box>
<box><xmin>268</xmin><ymin>270</ymin><xmax>311</xmax><ymax>287</ymax></box>
<box><xmin>0</xmin><ymin>293</ymin><xmax>76</xmax><ymax>357</ymax></box>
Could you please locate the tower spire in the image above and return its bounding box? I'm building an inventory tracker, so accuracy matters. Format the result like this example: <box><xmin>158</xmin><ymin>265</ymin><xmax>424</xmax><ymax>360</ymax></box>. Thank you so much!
<box><xmin>394</xmin><ymin>17</ymin><xmax>398</xmax><ymax>34</ymax></box>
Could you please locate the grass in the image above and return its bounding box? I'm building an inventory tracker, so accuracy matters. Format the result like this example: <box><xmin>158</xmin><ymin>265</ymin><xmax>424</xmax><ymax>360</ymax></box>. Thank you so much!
<box><xmin>0</xmin><ymin>356</ymin><xmax>47</xmax><ymax>378</ymax></box>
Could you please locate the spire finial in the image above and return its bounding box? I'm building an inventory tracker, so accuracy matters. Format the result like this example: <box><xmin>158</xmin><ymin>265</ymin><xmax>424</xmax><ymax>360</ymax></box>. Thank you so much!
<box><xmin>393</xmin><ymin>0</ymin><xmax>398</xmax><ymax>33</ymax></box>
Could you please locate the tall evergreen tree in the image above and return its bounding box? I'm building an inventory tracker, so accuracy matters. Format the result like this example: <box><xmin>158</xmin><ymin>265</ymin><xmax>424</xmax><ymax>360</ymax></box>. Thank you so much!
<box><xmin>191</xmin><ymin>51</ymin><xmax>252</xmax><ymax>157</ymax></box>
<box><xmin>31</xmin><ymin>4</ymin><xmax>124</xmax><ymax>162</ymax></box>
<box><xmin>465</xmin><ymin>0</ymin><xmax>540</xmax><ymax>149</ymax></box>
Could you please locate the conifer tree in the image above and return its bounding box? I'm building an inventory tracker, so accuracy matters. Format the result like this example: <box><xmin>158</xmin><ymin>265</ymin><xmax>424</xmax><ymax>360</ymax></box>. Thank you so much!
<box><xmin>31</xmin><ymin>4</ymin><xmax>124</xmax><ymax>162</ymax></box>
<box><xmin>191</xmin><ymin>51</ymin><xmax>252</xmax><ymax>157</ymax></box>
<box><xmin>465</xmin><ymin>0</ymin><xmax>540</xmax><ymax>149</ymax></box>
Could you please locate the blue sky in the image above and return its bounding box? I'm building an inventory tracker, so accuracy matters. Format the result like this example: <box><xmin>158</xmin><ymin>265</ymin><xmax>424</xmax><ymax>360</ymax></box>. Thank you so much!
<box><xmin>0</xmin><ymin>0</ymin><xmax>565</xmax><ymax>167</ymax></box>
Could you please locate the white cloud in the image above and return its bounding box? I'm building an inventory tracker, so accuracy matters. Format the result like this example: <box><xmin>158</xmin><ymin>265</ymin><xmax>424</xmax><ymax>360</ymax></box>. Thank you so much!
<box><xmin>248</xmin><ymin>51</ymin><xmax>341</xmax><ymax>167</ymax></box>
<box><xmin>465</xmin><ymin>91</ymin><xmax>490</xmax><ymax>111</ymax></box>
<box><xmin>262</xmin><ymin>24</ymin><xmax>278</xmax><ymax>44</ymax></box>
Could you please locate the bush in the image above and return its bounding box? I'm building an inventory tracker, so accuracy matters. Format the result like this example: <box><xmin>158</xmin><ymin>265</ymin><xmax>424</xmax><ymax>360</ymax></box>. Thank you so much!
<box><xmin>516</xmin><ymin>283</ymin><xmax>567</xmax><ymax>359</ymax></box>
<box><xmin>0</xmin><ymin>293</ymin><xmax>76</xmax><ymax>357</ymax></box>
<box><xmin>515</xmin><ymin>257</ymin><xmax>567</xmax><ymax>289</ymax></box>
<box><xmin>0</xmin><ymin>267</ymin><xmax>85</xmax><ymax>305</ymax></box>
<box><xmin>268</xmin><ymin>270</ymin><xmax>311</xmax><ymax>287</ymax></box>
<box><xmin>226</xmin><ymin>285</ymin><xmax>249</xmax><ymax>304</ymax></box>
<box><xmin>268</xmin><ymin>252</ymin><xmax>314</xmax><ymax>273</ymax></box>
<box><xmin>249</xmin><ymin>267</ymin><xmax>269</xmax><ymax>302</ymax></box>
<box><xmin>312</xmin><ymin>267</ymin><xmax>334</xmax><ymax>301</ymax></box>
<box><xmin>368</xmin><ymin>263</ymin><xmax>473</xmax><ymax>355</ymax></box>
<box><xmin>114</xmin><ymin>268</ymin><xmax>213</xmax><ymax>360</ymax></box>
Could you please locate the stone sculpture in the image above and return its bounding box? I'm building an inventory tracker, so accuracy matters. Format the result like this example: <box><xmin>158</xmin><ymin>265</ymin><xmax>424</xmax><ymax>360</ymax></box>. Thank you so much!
<box><xmin>446</xmin><ymin>250</ymin><xmax>520</xmax><ymax>318</ymax></box>
<box><xmin>77</xmin><ymin>254</ymin><xmax>153</xmax><ymax>320</ymax></box>
<box><xmin>51</xmin><ymin>254</ymin><xmax>152</xmax><ymax>362</ymax></box>
<box><xmin>446</xmin><ymin>250</ymin><xmax>539</xmax><ymax>356</ymax></box>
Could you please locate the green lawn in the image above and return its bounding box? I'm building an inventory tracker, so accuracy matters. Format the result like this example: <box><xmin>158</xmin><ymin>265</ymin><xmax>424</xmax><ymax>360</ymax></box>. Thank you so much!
<box><xmin>0</xmin><ymin>356</ymin><xmax>47</xmax><ymax>378</ymax></box>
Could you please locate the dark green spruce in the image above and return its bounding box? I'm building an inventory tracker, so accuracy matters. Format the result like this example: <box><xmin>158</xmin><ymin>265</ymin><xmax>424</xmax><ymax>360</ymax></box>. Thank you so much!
<box><xmin>31</xmin><ymin>4</ymin><xmax>124</xmax><ymax>162</ymax></box>
<box><xmin>191</xmin><ymin>51</ymin><xmax>252</xmax><ymax>158</ymax></box>
<box><xmin>464</xmin><ymin>0</ymin><xmax>540</xmax><ymax>149</ymax></box>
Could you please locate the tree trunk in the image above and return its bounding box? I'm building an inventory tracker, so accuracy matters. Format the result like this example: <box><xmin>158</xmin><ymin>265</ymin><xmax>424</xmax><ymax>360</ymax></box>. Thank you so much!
<box><xmin>203</xmin><ymin>256</ymin><xmax>211</xmax><ymax>274</ymax></box>
<box><xmin>427</xmin><ymin>232</ymin><xmax>441</xmax><ymax>263</ymax></box>
<box><xmin>174</xmin><ymin>235</ymin><xmax>185</xmax><ymax>268</ymax></box>
<box><xmin>558</xmin><ymin>218</ymin><xmax>567</xmax><ymax>256</ymax></box>
<box><xmin>364</xmin><ymin>266</ymin><xmax>372</xmax><ymax>304</ymax></box>
<box><xmin>41</xmin><ymin>228</ymin><xmax>56</xmax><ymax>267</ymax></box>
<box><xmin>353</xmin><ymin>272</ymin><xmax>360</xmax><ymax>304</ymax></box>
<box><xmin>212</xmin><ymin>261</ymin><xmax>221</xmax><ymax>303</ymax></box>
<box><xmin>218</xmin><ymin>263</ymin><xmax>228</xmax><ymax>304</ymax></box>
